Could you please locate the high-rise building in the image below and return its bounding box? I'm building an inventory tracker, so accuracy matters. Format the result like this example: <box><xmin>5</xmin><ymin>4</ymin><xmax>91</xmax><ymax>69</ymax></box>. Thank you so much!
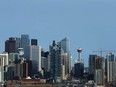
<box><xmin>5</xmin><ymin>37</ymin><xmax>21</xmax><ymax>53</ymax></box>
<box><xmin>41</xmin><ymin>51</ymin><xmax>50</xmax><ymax>71</ymax></box>
<box><xmin>74</xmin><ymin>48</ymin><xmax>84</xmax><ymax>78</ymax></box>
<box><xmin>89</xmin><ymin>55</ymin><xmax>97</xmax><ymax>80</ymax></box>
<box><xmin>0</xmin><ymin>53</ymin><xmax>8</xmax><ymax>82</ymax></box>
<box><xmin>61</xmin><ymin>53</ymin><xmax>68</xmax><ymax>79</ymax></box>
<box><xmin>60</xmin><ymin>37</ymin><xmax>71</xmax><ymax>74</ymax></box>
<box><xmin>94</xmin><ymin>56</ymin><xmax>105</xmax><ymax>86</ymax></box>
<box><xmin>5</xmin><ymin>37</ymin><xmax>16</xmax><ymax>53</ymax></box>
<box><xmin>106</xmin><ymin>52</ymin><xmax>116</xmax><ymax>82</ymax></box>
<box><xmin>26</xmin><ymin>45</ymin><xmax>41</xmax><ymax>75</ymax></box>
<box><xmin>49</xmin><ymin>41</ymin><xmax>62</xmax><ymax>82</ymax></box>
<box><xmin>31</xmin><ymin>39</ymin><xmax>38</xmax><ymax>46</ymax></box>
<box><xmin>21</xmin><ymin>34</ymin><xmax>30</xmax><ymax>57</ymax></box>
<box><xmin>15</xmin><ymin>38</ymin><xmax>21</xmax><ymax>53</ymax></box>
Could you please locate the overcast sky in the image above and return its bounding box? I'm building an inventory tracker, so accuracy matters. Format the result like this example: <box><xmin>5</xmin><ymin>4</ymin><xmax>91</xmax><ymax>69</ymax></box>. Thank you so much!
<box><xmin>0</xmin><ymin>0</ymin><xmax>116</xmax><ymax>66</ymax></box>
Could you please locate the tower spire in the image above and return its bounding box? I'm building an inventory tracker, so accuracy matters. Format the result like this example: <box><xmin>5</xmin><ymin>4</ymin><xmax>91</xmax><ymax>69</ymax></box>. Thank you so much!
<box><xmin>77</xmin><ymin>48</ymin><xmax>82</xmax><ymax>62</ymax></box>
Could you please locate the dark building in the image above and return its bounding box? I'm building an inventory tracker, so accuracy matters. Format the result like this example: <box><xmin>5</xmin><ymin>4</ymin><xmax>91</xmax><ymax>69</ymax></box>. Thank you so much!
<box><xmin>5</xmin><ymin>37</ymin><xmax>21</xmax><ymax>53</ymax></box>
<box><xmin>26</xmin><ymin>60</ymin><xmax>32</xmax><ymax>77</ymax></box>
<box><xmin>94</xmin><ymin>56</ymin><xmax>105</xmax><ymax>86</ymax></box>
<box><xmin>7</xmin><ymin>65</ymin><xmax>15</xmax><ymax>80</ymax></box>
<box><xmin>74</xmin><ymin>62</ymin><xmax>84</xmax><ymax>78</ymax></box>
<box><xmin>89</xmin><ymin>55</ymin><xmax>97</xmax><ymax>80</ymax></box>
<box><xmin>74</xmin><ymin>48</ymin><xmax>84</xmax><ymax>79</ymax></box>
<box><xmin>5</xmin><ymin>37</ymin><xmax>16</xmax><ymax>53</ymax></box>
<box><xmin>95</xmin><ymin>56</ymin><xmax>104</xmax><ymax>69</ymax></box>
<box><xmin>49</xmin><ymin>41</ymin><xmax>62</xmax><ymax>82</ymax></box>
<box><xmin>31</xmin><ymin>39</ymin><xmax>38</xmax><ymax>46</ymax></box>
<box><xmin>23</xmin><ymin>62</ymin><xmax>29</xmax><ymax>78</ymax></box>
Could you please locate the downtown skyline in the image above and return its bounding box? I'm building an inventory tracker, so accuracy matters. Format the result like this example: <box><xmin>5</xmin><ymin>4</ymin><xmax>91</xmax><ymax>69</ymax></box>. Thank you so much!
<box><xmin>0</xmin><ymin>0</ymin><xmax>116</xmax><ymax>66</ymax></box>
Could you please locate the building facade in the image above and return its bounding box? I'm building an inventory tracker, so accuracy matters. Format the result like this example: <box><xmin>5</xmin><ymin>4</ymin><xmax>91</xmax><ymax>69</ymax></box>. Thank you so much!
<box><xmin>0</xmin><ymin>53</ymin><xmax>8</xmax><ymax>82</ymax></box>
<box><xmin>21</xmin><ymin>34</ymin><xmax>30</xmax><ymax>57</ymax></box>
<box><xmin>49</xmin><ymin>41</ymin><xmax>62</xmax><ymax>82</ymax></box>
<box><xmin>26</xmin><ymin>45</ymin><xmax>41</xmax><ymax>75</ymax></box>
<box><xmin>89</xmin><ymin>55</ymin><xmax>97</xmax><ymax>80</ymax></box>
<box><xmin>94</xmin><ymin>56</ymin><xmax>105</xmax><ymax>86</ymax></box>
<box><xmin>60</xmin><ymin>37</ymin><xmax>72</xmax><ymax>74</ymax></box>
<box><xmin>106</xmin><ymin>53</ymin><xmax>116</xmax><ymax>82</ymax></box>
<box><xmin>5</xmin><ymin>37</ymin><xmax>16</xmax><ymax>53</ymax></box>
<box><xmin>31</xmin><ymin>39</ymin><xmax>38</xmax><ymax>46</ymax></box>
<box><xmin>74</xmin><ymin>48</ymin><xmax>84</xmax><ymax>79</ymax></box>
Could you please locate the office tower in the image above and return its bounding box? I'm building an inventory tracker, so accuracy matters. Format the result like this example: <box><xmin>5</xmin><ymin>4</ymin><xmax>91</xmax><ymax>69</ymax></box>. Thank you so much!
<box><xmin>5</xmin><ymin>37</ymin><xmax>16</xmax><ymax>53</ymax></box>
<box><xmin>94</xmin><ymin>56</ymin><xmax>105</xmax><ymax>86</ymax></box>
<box><xmin>0</xmin><ymin>53</ymin><xmax>8</xmax><ymax>82</ymax></box>
<box><xmin>26</xmin><ymin>45</ymin><xmax>41</xmax><ymax>75</ymax></box>
<box><xmin>60</xmin><ymin>37</ymin><xmax>71</xmax><ymax>74</ymax></box>
<box><xmin>21</xmin><ymin>34</ymin><xmax>30</xmax><ymax>57</ymax></box>
<box><xmin>5</xmin><ymin>37</ymin><xmax>21</xmax><ymax>53</ymax></box>
<box><xmin>89</xmin><ymin>55</ymin><xmax>97</xmax><ymax>80</ymax></box>
<box><xmin>15</xmin><ymin>38</ymin><xmax>21</xmax><ymax>53</ymax></box>
<box><xmin>74</xmin><ymin>48</ymin><xmax>84</xmax><ymax>78</ymax></box>
<box><xmin>106</xmin><ymin>52</ymin><xmax>116</xmax><ymax>82</ymax></box>
<box><xmin>31</xmin><ymin>39</ymin><xmax>38</xmax><ymax>46</ymax></box>
<box><xmin>49</xmin><ymin>41</ymin><xmax>62</xmax><ymax>82</ymax></box>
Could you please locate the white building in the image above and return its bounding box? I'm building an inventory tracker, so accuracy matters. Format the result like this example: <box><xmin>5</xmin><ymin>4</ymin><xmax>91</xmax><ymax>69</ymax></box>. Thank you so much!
<box><xmin>0</xmin><ymin>53</ymin><xmax>8</xmax><ymax>82</ymax></box>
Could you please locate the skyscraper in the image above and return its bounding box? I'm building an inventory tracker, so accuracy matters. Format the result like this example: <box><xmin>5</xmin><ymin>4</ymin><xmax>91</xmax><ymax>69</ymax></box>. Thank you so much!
<box><xmin>106</xmin><ymin>52</ymin><xmax>116</xmax><ymax>82</ymax></box>
<box><xmin>94</xmin><ymin>56</ymin><xmax>105</xmax><ymax>86</ymax></box>
<box><xmin>5</xmin><ymin>37</ymin><xmax>16</xmax><ymax>53</ymax></box>
<box><xmin>60</xmin><ymin>37</ymin><xmax>71</xmax><ymax>74</ymax></box>
<box><xmin>26</xmin><ymin>45</ymin><xmax>41</xmax><ymax>75</ymax></box>
<box><xmin>89</xmin><ymin>55</ymin><xmax>97</xmax><ymax>80</ymax></box>
<box><xmin>5</xmin><ymin>37</ymin><xmax>21</xmax><ymax>53</ymax></box>
<box><xmin>21</xmin><ymin>34</ymin><xmax>30</xmax><ymax>57</ymax></box>
<box><xmin>15</xmin><ymin>38</ymin><xmax>21</xmax><ymax>53</ymax></box>
<box><xmin>31</xmin><ymin>39</ymin><xmax>38</xmax><ymax>46</ymax></box>
<box><xmin>49</xmin><ymin>41</ymin><xmax>62</xmax><ymax>82</ymax></box>
<box><xmin>0</xmin><ymin>52</ymin><xmax>8</xmax><ymax>82</ymax></box>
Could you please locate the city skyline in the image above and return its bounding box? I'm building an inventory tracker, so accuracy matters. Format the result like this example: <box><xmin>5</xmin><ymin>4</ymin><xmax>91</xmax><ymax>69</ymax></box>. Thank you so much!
<box><xmin>0</xmin><ymin>0</ymin><xmax>116</xmax><ymax>66</ymax></box>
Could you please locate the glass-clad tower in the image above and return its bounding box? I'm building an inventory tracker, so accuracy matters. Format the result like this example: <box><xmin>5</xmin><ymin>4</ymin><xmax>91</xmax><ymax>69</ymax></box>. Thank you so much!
<box><xmin>21</xmin><ymin>34</ymin><xmax>30</xmax><ymax>58</ymax></box>
<box><xmin>60</xmin><ymin>37</ymin><xmax>71</xmax><ymax>74</ymax></box>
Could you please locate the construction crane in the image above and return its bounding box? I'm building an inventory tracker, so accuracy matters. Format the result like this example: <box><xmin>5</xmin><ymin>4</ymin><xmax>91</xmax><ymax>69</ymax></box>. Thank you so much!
<box><xmin>93</xmin><ymin>49</ymin><xmax>116</xmax><ymax>57</ymax></box>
